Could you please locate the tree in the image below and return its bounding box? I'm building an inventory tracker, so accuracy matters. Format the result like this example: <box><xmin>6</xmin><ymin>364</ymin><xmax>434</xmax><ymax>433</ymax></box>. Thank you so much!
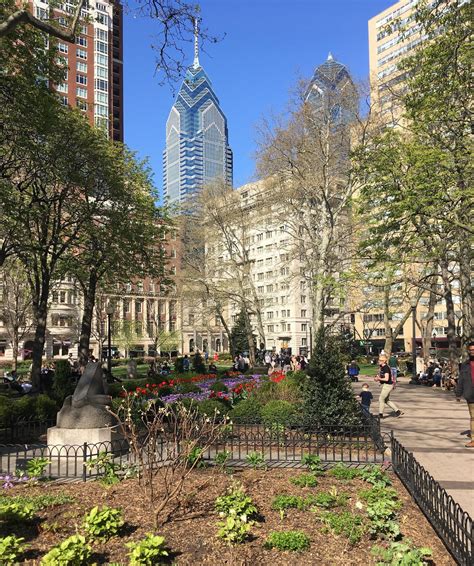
<box><xmin>303</xmin><ymin>328</ymin><xmax>360</xmax><ymax>427</ymax></box>
<box><xmin>113</xmin><ymin>320</ymin><xmax>142</xmax><ymax>359</ymax></box>
<box><xmin>257</xmin><ymin>75</ymin><xmax>373</xmax><ymax>333</ymax></box>
<box><xmin>229</xmin><ymin>310</ymin><xmax>256</xmax><ymax>356</ymax></box>
<box><xmin>0</xmin><ymin>259</ymin><xmax>34</xmax><ymax>371</ymax></box>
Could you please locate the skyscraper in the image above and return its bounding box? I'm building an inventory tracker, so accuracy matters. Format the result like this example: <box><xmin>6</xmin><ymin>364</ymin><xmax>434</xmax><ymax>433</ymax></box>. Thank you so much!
<box><xmin>32</xmin><ymin>0</ymin><xmax>123</xmax><ymax>141</ymax></box>
<box><xmin>163</xmin><ymin>21</ymin><xmax>233</xmax><ymax>206</ymax></box>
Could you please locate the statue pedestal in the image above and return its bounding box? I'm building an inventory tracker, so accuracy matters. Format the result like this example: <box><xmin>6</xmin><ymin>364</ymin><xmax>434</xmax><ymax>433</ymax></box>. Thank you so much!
<box><xmin>47</xmin><ymin>426</ymin><xmax>122</xmax><ymax>448</ymax></box>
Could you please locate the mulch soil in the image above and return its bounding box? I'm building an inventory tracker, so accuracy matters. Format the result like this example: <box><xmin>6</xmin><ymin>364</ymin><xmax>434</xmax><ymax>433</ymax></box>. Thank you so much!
<box><xmin>2</xmin><ymin>467</ymin><xmax>455</xmax><ymax>565</ymax></box>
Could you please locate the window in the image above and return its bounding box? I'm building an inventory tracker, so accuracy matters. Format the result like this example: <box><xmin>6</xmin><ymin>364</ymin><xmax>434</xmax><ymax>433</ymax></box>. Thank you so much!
<box><xmin>96</xmin><ymin>53</ymin><xmax>108</xmax><ymax>66</ymax></box>
<box><xmin>266</xmin><ymin>284</ymin><xmax>273</xmax><ymax>293</ymax></box>
<box><xmin>96</xmin><ymin>12</ymin><xmax>108</xmax><ymax>25</ymax></box>
<box><xmin>257</xmin><ymin>233</ymin><xmax>263</xmax><ymax>241</ymax></box>
<box><xmin>188</xmin><ymin>314</ymin><xmax>195</xmax><ymax>325</ymax></box>
<box><xmin>76</xmin><ymin>74</ymin><xmax>87</xmax><ymax>85</ymax></box>
<box><xmin>266</xmin><ymin>312</ymin><xmax>273</xmax><ymax>320</ymax></box>
<box><xmin>257</xmin><ymin>273</ymin><xmax>264</xmax><ymax>281</ymax></box>
<box><xmin>58</xmin><ymin>43</ymin><xmax>68</xmax><ymax>53</ymax></box>
<box><xmin>301</xmin><ymin>338</ymin><xmax>307</xmax><ymax>346</ymax></box>
<box><xmin>96</xmin><ymin>66</ymin><xmax>108</xmax><ymax>79</ymax></box>
<box><xmin>169</xmin><ymin>248</ymin><xmax>176</xmax><ymax>258</ymax></box>
<box><xmin>96</xmin><ymin>2</ymin><xmax>108</xmax><ymax>11</ymax></box>
<box><xmin>265</xmin><ymin>230</ymin><xmax>273</xmax><ymax>239</ymax></box>
<box><xmin>57</xmin><ymin>83</ymin><xmax>68</xmax><ymax>93</ymax></box>
<box><xmin>95</xmin><ymin>79</ymin><xmax>108</xmax><ymax>92</ymax></box>
<box><xmin>301</xmin><ymin>309</ymin><xmax>307</xmax><ymax>317</ymax></box>
<box><xmin>135</xmin><ymin>301</ymin><xmax>142</xmax><ymax>314</ymax></box>
<box><xmin>61</xmin><ymin>96</ymin><xmax>68</xmax><ymax>105</ymax></box>
<box><xmin>95</xmin><ymin>40</ymin><xmax>108</xmax><ymax>53</ymax></box>
<box><xmin>76</xmin><ymin>87</ymin><xmax>87</xmax><ymax>98</ymax></box>
<box><xmin>77</xmin><ymin>48</ymin><xmax>87</xmax><ymax>60</ymax></box>
<box><xmin>76</xmin><ymin>36</ymin><xmax>87</xmax><ymax>47</ymax></box>
<box><xmin>301</xmin><ymin>323</ymin><xmax>307</xmax><ymax>331</ymax></box>
<box><xmin>267</xmin><ymin>325</ymin><xmax>274</xmax><ymax>333</ymax></box>
<box><xmin>58</xmin><ymin>17</ymin><xmax>68</xmax><ymax>27</ymax></box>
<box><xmin>95</xmin><ymin>91</ymin><xmax>108</xmax><ymax>104</ymax></box>
<box><xmin>257</xmin><ymin>286</ymin><xmax>264</xmax><ymax>294</ymax></box>
<box><xmin>300</xmin><ymin>295</ymin><xmax>306</xmax><ymax>304</ymax></box>
<box><xmin>59</xmin><ymin>291</ymin><xmax>67</xmax><ymax>303</ymax></box>
<box><xmin>95</xmin><ymin>28</ymin><xmax>108</xmax><ymax>41</ymax></box>
<box><xmin>76</xmin><ymin>99</ymin><xmax>87</xmax><ymax>110</ymax></box>
<box><xmin>77</xmin><ymin>61</ymin><xmax>87</xmax><ymax>73</ymax></box>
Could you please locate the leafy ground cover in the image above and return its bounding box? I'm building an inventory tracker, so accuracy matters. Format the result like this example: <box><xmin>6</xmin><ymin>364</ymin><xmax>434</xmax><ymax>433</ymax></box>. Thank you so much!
<box><xmin>0</xmin><ymin>466</ymin><xmax>454</xmax><ymax>565</ymax></box>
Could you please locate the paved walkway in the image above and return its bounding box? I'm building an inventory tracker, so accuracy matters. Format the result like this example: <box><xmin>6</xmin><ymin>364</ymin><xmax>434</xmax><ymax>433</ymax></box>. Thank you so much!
<box><xmin>354</xmin><ymin>377</ymin><xmax>474</xmax><ymax>517</ymax></box>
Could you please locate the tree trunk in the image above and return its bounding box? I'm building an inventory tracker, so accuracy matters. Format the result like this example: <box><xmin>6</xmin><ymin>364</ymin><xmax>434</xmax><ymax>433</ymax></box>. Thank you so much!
<box><xmin>383</xmin><ymin>287</ymin><xmax>393</xmax><ymax>356</ymax></box>
<box><xmin>440</xmin><ymin>262</ymin><xmax>458</xmax><ymax>374</ymax></box>
<box><xmin>217</xmin><ymin>310</ymin><xmax>235</xmax><ymax>358</ymax></box>
<box><xmin>31</xmin><ymin>296</ymin><xmax>49</xmax><ymax>390</ymax></box>
<box><xmin>459</xmin><ymin>246</ymin><xmax>473</xmax><ymax>343</ymax></box>
<box><xmin>11</xmin><ymin>329</ymin><xmax>19</xmax><ymax>372</ymax></box>
<box><xmin>78</xmin><ymin>270</ymin><xmax>98</xmax><ymax>367</ymax></box>
<box><xmin>243</xmin><ymin>309</ymin><xmax>256</xmax><ymax>366</ymax></box>
<box><xmin>421</xmin><ymin>281</ymin><xmax>437</xmax><ymax>363</ymax></box>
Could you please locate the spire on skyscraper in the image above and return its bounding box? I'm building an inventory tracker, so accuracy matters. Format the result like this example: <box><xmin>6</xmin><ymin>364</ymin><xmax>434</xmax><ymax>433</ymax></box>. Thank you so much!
<box><xmin>193</xmin><ymin>17</ymin><xmax>200</xmax><ymax>69</ymax></box>
<box><xmin>327</xmin><ymin>51</ymin><xmax>334</xmax><ymax>61</ymax></box>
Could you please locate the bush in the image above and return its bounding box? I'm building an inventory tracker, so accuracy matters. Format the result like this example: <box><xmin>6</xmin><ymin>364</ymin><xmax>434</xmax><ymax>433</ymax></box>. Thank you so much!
<box><xmin>0</xmin><ymin>535</ymin><xmax>27</xmax><ymax>565</ymax></box>
<box><xmin>265</xmin><ymin>530</ymin><xmax>310</xmax><ymax>552</ymax></box>
<box><xmin>174</xmin><ymin>357</ymin><xmax>185</xmax><ymax>373</ymax></box>
<box><xmin>285</xmin><ymin>370</ymin><xmax>308</xmax><ymax>387</ymax></box>
<box><xmin>371</xmin><ymin>540</ymin><xmax>433</xmax><ymax>565</ymax></box>
<box><xmin>176</xmin><ymin>382</ymin><xmax>201</xmax><ymax>394</ymax></box>
<box><xmin>210</xmin><ymin>381</ymin><xmax>229</xmax><ymax>393</ymax></box>
<box><xmin>35</xmin><ymin>395</ymin><xmax>58</xmax><ymax>421</ymax></box>
<box><xmin>321</xmin><ymin>511</ymin><xmax>365</xmax><ymax>544</ymax></box>
<box><xmin>10</xmin><ymin>395</ymin><xmax>37</xmax><ymax>421</ymax></box>
<box><xmin>52</xmin><ymin>360</ymin><xmax>74</xmax><ymax>404</ymax></box>
<box><xmin>261</xmin><ymin>400</ymin><xmax>296</xmax><ymax>427</ymax></box>
<box><xmin>192</xmin><ymin>352</ymin><xmax>206</xmax><ymax>374</ymax></box>
<box><xmin>215</xmin><ymin>484</ymin><xmax>258</xmax><ymax>520</ymax></box>
<box><xmin>197</xmin><ymin>399</ymin><xmax>229</xmax><ymax>417</ymax></box>
<box><xmin>217</xmin><ymin>511</ymin><xmax>252</xmax><ymax>544</ymax></box>
<box><xmin>290</xmin><ymin>473</ymin><xmax>318</xmax><ymax>488</ymax></box>
<box><xmin>230</xmin><ymin>398</ymin><xmax>262</xmax><ymax>424</ymax></box>
<box><xmin>252</xmin><ymin>380</ymin><xmax>278</xmax><ymax>404</ymax></box>
<box><xmin>271</xmin><ymin>494</ymin><xmax>305</xmax><ymax>511</ymax></box>
<box><xmin>40</xmin><ymin>534</ymin><xmax>92</xmax><ymax>565</ymax></box>
<box><xmin>0</xmin><ymin>501</ymin><xmax>35</xmax><ymax>523</ymax></box>
<box><xmin>329</xmin><ymin>464</ymin><xmax>361</xmax><ymax>480</ymax></box>
<box><xmin>82</xmin><ymin>505</ymin><xmax>124</xmax><ymax>541</ymax></box>
<box><xmin>301</xmin><ymin>454</ymin><xmax>325</xmax><ymax>475</ymax></box>
<box><xmin>308</xmin><ymin>490</ymin><xmax>348</xmax><ymax>509</ymax></box>
<box><xmin>126</xmin><ymin>533</ymin><xmax>169</xmax><ymax>565</ymax></box>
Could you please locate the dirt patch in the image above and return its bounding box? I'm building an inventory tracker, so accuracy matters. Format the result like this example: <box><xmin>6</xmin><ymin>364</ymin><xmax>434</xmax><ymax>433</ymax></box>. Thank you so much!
<box><xmin>1</xmin><ymin>468</ymin><xmax>455</xmax><ymax>565</ymax></box>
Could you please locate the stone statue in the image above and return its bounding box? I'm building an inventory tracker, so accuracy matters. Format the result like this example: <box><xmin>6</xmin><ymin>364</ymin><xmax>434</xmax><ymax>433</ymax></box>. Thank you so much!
<box><xmin>56</xmin><ymin>362</ymin><xmax>116</xmax><ymax>429</ymax></box>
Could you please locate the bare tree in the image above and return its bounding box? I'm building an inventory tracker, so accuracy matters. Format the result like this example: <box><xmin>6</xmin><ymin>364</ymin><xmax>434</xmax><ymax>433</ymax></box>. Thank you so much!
<box><xmin>0</xmin><ymin>259</ymin><xmax>34</xmax><ymax>371</ymax></box>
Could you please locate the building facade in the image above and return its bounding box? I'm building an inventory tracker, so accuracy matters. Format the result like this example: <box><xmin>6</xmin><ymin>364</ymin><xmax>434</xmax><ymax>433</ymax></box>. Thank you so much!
<box><xmin>32</xmin><ymin>0</ymin><xmax>124</xmax><ymax>141</ymax></box>
<box><xmin>163</xmin><ymin>23</ymin><xmax>232</xmax><ymax>207</ymax></box>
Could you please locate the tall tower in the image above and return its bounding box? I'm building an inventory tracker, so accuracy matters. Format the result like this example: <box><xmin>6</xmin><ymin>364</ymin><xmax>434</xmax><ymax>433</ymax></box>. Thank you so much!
<box><xmin>163</xmin><ymin>20</ymin><xmax>233</xmax><ymax>206</ymax></box>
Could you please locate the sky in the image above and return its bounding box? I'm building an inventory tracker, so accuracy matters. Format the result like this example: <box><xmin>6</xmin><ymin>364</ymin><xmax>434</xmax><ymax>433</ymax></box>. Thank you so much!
<box><xmin>124</xmin><ymin>0</ymin><xmax>396</xmax><ymax>199</ymax></box>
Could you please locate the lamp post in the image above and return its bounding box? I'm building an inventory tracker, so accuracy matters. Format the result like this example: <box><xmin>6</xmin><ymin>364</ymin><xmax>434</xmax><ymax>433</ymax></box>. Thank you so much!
<box><xmin>432</xmin><ymin>330</ymin><xmax>437</xmax><ymax>361</ymax></box>
<box><xmin>410</xmin><ymin>298</ymin><xmax>417</xmax><ymax>380</ymax></box>
<box><xmin>105</xmin><ymin>304</ymin><xmax>114</xmax><ymax>377</ymax></box>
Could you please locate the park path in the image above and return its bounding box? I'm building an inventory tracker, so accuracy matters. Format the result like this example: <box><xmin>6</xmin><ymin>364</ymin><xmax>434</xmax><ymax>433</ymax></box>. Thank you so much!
<box><xmin>355</xmin><ymin>377</ymin><xmax>474</xmax><ymax>517</ymax></box>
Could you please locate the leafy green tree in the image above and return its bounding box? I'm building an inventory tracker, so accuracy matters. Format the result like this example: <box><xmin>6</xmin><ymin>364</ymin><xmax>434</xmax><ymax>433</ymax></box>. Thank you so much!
<box><xmin>303</xmin><ymin>328</ymin><xmax>360</xmax><ymax>427</ymax></box>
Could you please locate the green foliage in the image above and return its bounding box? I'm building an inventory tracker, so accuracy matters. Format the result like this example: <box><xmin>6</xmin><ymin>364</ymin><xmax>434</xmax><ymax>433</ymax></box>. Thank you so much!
<box><xmin>229</xmin><ymin>398</ymin><xmax>262</xmax><ymax>424</ymax></box>
<box><xmin>176</xmin><ymin>381</ymin><xmax>201</xmax><ymax>394</ymax></box>
<box><xmin>0</xmin><ymin>535</ymin><xmax>27</xmax><ymax>565</ymax></box>
<box><xmin>229</xmin><ymin>310</ymin><xmax>256</xmax><ymax>355</ymax></box>
<box><xmin>245</xmin><ymin>451</ymin><xmax>266</xmax><ymax>469</ymax></box>
<box><xmin>285</xmin><ymin>370</ymin><xmax>308</xmax><ymax>387</ymax></box>
<box><xmin>301</xmin><ymin>454</ymin><xmax>325</xmax><ymax>475</ymax></box>
<box><xmin>192</xmin><ymin>352</ymin><xmax>206</xmax><ymax>374</ymax></box>
<box><xmin>215</xmin><ymin>484</ymin><xmax>258</xmax><ymax>520</ymax></box>
<box><xmin>215</xmin><ymin>450</ymin><xmax>231</xmax><ymax>468</ymax></box>
<box><xmin>35</xmin><ymin>395</ymin><xmax>59</xmax><ymax>421</ymax></box>
<box><xmin>321</xmin><ymin>511</ymin><xmax>365</xmax><ymax>544</ymax></box>
<box><xmin>329</xmin><ymin>464</ymin><xmax>361</xmax><ymax>480</ymax></box>
<box><xmin>126</xmin><ymin>533</ymin><xmax>169</xmax><ymax>565</ymax></box>
<box><xmin>0</xmin><ymin>501</ymin><xmax>35</xmax><ymax>523</ymax></box>
<box><xmin>26</xmin><ymin>457</ymin><xmax>51</xmax><ymax>478</ymax></box>
<box><xmin>371</xmin><ymin>540</ymin><xmax>433</xmax><ymax>566</ymax></box>
<box><xmin>360</xmin><ymin>466</ymin><xmax>392</xmax><ymax>488</ymax></box>
<box><xmin>197</xmin><ymin>399</ymin><xmax>230</xmax><ymax>417</ymax></box>
<box><xmin>0</xmin><ymin>493</ymin><xmax>73</xmax><ymax>512</ymax></box>
<box><xmin>261</xmin><ymin>400</ymin><xmax>296</xmax><ymax>427</ymax></box>
<box><xmin>40</xmin><ymin>535</ymin><xmax>92</xmax><ymax>565</ymax></box>
<box><xmin>359</xmin><ymin>486</ymin><xmax>399</xmax><ymax>505</ymax></box>
<box><xmin>217</xmin><ymin>510</ymin><xmax>252</xmax><ymax>544</ymax></box>
<box><xmin>52</xmin><ymin>360</ymin><xmax>74</xmax><ymax>404</ymax></box>
<box><xmin>308</xmin><ymin>489</ymin><xmax>348</xmax><ymax>509</ymax></box>
<box><xmin>271</xmin><ymin>494</ymin><xmax>305</xmax><ymax>511</ymax></box>
<box><xmin>303</xmin><ymin>328</ymin><xmax>361</xmax><ymax>427</ymax></box>
<box><xmin>264</xmin><ymin>530</ymin><xmax>310</xmax><ymax>552</ymax></box>
<box><xmin>83</xmin><ymin>505</ymin><xmax>124</xmax><ymax>541</ymax></box>
<box><xmin>84</xmin><ymin>451</ymin><xmax>121</xmax><ymax>486</ymax></box>
<box><xmin>366</xmin><ymin>498</ymin><xmax>401</xmax><ymax>540</ymax></box>
<box><xmin>210</xmin><ymin>381</ymin><xmax>229</xmax><ymax>393</ymax></box>
<box><xmin>290</xmin><ymin>473</ymin><xmax>318</xmax><ymax>488</ymax></box>
<box><xmin>185</xmin><ymin>446</ymin><xmax>205</xmax><ymax>468</ymax></box>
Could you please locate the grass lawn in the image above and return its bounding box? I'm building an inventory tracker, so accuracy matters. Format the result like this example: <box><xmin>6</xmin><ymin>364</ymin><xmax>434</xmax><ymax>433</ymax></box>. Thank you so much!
<box><xmin>358</xmin><ymin>364</ymin><xmax>379</xmax><ymax>377</ymax></box>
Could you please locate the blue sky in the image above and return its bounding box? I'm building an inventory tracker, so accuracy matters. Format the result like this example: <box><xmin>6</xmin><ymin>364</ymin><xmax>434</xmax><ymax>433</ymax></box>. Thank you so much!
<box><xmin>124</xmin><ymin>0</ymin><xmax>395</xmax><ymax>199</ymax></box>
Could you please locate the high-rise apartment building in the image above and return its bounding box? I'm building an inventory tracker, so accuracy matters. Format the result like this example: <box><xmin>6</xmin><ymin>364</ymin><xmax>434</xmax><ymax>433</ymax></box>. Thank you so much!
<box><xmin>32</xmin><ymin>0</ymin><xmax>124</xmax><ymax>141</ymax></box>
<box><xmin>163</xmin><ymin>22</ymin><xmax>233</xmax><ymax>206</ymax></box>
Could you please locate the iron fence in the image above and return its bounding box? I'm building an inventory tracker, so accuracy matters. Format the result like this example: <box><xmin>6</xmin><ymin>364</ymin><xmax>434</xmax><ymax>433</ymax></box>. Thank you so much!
<box><xmin>391</xmin><ymin>434</ymin><xmax>473</xmax><ymax>566</ymax></box>
<box><xmin>0</xmin><ymin>417</ymin><xmax>56</xmax><ymax>443</ymax></box>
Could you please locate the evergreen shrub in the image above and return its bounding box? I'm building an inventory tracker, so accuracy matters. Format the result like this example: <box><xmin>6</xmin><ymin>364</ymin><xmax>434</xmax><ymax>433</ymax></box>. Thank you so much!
<box><xmin>52</xmin><ymin>360</ymin><xmax>74</xmax><ymax>404</ymax></box>
<box><xmin>230</xmin><ymin>398</ymin><xmax>262</xmax><ymax>424</ymax></box>
<box><xmin>261</xmin><ymin>400</ymin><xmax>296</xmax><ymax>427</ymax></box>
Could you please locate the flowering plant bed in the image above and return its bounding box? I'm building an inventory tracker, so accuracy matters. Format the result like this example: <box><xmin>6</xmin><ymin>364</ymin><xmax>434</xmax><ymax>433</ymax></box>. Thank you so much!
<box><xmin>0</xmin><ymin>466</ymin><xmax>454</xmax><ymax>565</ymax></box>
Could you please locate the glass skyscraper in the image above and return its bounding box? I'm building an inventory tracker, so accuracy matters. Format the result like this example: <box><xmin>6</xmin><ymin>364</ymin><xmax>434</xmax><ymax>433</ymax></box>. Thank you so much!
<box><xmin>163</xmin><ymin>26</ymin><xmax>233</xmax><ymax>206</ymax></box>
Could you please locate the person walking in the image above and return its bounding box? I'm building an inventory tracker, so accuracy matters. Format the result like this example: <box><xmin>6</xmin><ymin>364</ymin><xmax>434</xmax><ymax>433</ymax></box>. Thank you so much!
<box><xmin>375</xmin><ymin>353</ymin><xmax>403</xmax><ymax>418</ymax></box>
<box><xmin>388</xmin><ymin>353</ymin><xmax>398</xmax><ymax>382</ymax></box>
<box><xmin>456</xmin><ymin>341</ymin><xmax>474</xmax><ymax>448</ymax></box>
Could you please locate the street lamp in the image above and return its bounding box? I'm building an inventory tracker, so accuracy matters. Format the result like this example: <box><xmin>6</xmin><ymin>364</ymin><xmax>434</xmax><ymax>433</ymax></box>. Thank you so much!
<box><xmin>105</xmin><ymin>304</ymin><xmax>114</xmax><ymax>377</ymax></box>
<box><xmin>410</xmin><ymin>297</ymin><xmax>417</xmax><ymax>380</ymax></box>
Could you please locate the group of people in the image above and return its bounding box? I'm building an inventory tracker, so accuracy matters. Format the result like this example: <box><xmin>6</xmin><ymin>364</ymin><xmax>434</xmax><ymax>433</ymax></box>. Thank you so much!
<box><xmin>264</xmin><ymin>351</ymin><xmax>308</xmax><ymax>374</ymax></box>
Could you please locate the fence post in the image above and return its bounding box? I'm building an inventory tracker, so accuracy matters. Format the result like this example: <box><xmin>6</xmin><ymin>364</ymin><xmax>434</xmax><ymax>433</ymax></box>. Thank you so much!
<box><xmin>82</xmin><ymin>442</ymin><xmax>88</xmax><ymax>482</ymax></box>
